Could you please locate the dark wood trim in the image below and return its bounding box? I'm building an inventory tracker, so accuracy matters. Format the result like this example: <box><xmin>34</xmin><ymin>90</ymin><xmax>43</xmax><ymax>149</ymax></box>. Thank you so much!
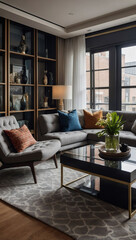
<box><xmin>33</xmin><ymin>29</ymin><xmax>36</xmax><ymax>139</ymax></box>
<box><xmin>38</xmin><ymin>56</ymin><xmax>56</xmax><ymax>61</ymax></box>
<box><xmin>53</xmin><ymin>154</ymin><xmax>58</xmax><ymax>168</ymax></box>
<box><xmin>10</xmin><ymin>109</ymin><xmax>34</xmax><ymax>113</ymax></box>
<box><xmin>0</xmin><ymin>154</ymin><xmax>58</xmax><ymax>184</ymax></box>
<box><xmin>1</xmin><ymin>17</ymin><xmax>57</xmax><ymax>138</ymax></box>
<box><xmin>0</xmin><ymin>82</ymin><xmax>6</xmax><ymax>85</ymax></box>
<box><xmin>56</xmin><ymin>37</ymin><xmax>58</xmax><ymax>85</ymax></box>
<box><xmin>0</xmin><ymin>161</ymin><xmax>37</xmax><ymax>184</ymax></box>
<box><xmin>38</xmin><ymin>84</ymin><xmax>54</xmax><ymax>87</ymax></box>
<box><xmin>10</xmin><ymin>83</ymin><xmax>34</xmax><ymax>86</ymax></box>
<box><xmin>0</xmin><ymin>111</ymin><xmax>5</xmax><ymax>114</ymax></box>
<box><xmin>4</xmin><ymin>19</ymin><xmax>7</xmax><ymax>116</ymax></box>
<box><xmin>35</xmin><ymin>29</ymin><xmax>38</xmax><ymax>140</ymax></box>
<box><xmin>29</xmin><ymin>162</ymin><xmax>37</xmax><ymax>184</ymax></box>
<box><xmin>86</xmin><ymin>23</ymin><xmax>136</xmax><ymax>39</ymax></box>
<box><xmin>0</xmin><ymin>49</ymin><xmax>5</xmax><ymax>52</ymax></box>
<box><xmin>38</xmin><ymin>108</ymin><xmax>57</xmax><ymax>111</ymax></box>
<box><xmin>7</xmin><ymin>20</ymin><xmax>10</xmax><ymax>116</ymax></box>
<box><xmin>10</xmin><ymin>51</ymin><xmax>34</xmax><ymax>58</ymax></box>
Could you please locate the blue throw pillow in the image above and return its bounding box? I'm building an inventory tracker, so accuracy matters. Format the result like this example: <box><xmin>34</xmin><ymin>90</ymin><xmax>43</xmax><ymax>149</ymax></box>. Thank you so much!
<box><xmin>58</xmin><ymin>109</ymin><xmax>82</xmax><ymax>132</ymax></box>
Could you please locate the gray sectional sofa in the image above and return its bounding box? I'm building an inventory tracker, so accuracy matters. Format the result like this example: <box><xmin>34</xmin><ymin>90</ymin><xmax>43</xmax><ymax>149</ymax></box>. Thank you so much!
<box><xmin>38</xmin><ymin>109</ymin><xmax>136</xmax><ymax>151</ymax></box>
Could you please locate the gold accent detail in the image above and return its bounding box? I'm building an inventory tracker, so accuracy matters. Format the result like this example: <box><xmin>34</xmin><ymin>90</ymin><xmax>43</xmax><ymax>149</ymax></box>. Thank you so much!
<box><xmin>61</xmin><ymin>163</ymin><xmax>136</xmax><ymax>219</ymax></box>
<box><xmin>85</xmin><ymin>24</ymin><xmax>136</xmax><ymax>39</ymax></box>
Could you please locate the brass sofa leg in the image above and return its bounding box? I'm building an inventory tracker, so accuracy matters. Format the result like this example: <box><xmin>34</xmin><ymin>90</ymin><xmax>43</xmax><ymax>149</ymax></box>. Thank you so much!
<box><xmin>53</xmin><ymin>154</ymin><xmax>58</xmax><ymax>168</ymax></box>
<box><xmin>30</xmin><ymin>163</ymin><xmax>37</xmax><ymax>184</ymax></box>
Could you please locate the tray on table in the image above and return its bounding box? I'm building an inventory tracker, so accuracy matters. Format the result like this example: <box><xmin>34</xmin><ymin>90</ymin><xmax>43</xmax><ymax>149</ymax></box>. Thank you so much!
<box><xmin>98</xmin><ymin>145</ymin><xmax>131</xmax><ymax>161</ymax></box>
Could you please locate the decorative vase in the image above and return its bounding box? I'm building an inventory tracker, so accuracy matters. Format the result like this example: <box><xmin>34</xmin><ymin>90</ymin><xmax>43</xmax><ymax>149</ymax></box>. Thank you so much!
<box><xmin>43</xmin><ymin>70</ymin><xmax>48</xmax><ymax>85</ymax></box>
<box><xmin>45</xmin><ymin>49</ymin><xmax>48</xmax><ymax>58</ymax></box>
<box><xmin>15</xmin><ymin>73</ymin><xmax>21</xmax><ymax>84</ymax></box>
<box><xmin>24</xmin><ymin>93</ymin><xmax>29</xmax><ymax>109</ymax></box>
<box><xmin>105</xmin><ymin>134</ymin><xmax>119</xmax><ymax>153</ymax></box>
<box><xmin>22</xmin><ymin>66</ymin><xmax>27</xmax><ymax>84</ymax></box>
<box><xmin>47</xmin><ymin>72</ymin><xmax>53</xmax><ymax>85</ymax></box>
<box><xmin>18</xmin><ymin>35</ymin><xmax>27</xmax><ymax>54</ymax></box>
<box><xmin>21</xmin><ymin>95</ymin><xmax>26</xmax><ymax>110</ymax></box>
<box><xmin>43</xmin><ymin>97</ymin><xmax>48</xmax><ymax>108</ymax></box>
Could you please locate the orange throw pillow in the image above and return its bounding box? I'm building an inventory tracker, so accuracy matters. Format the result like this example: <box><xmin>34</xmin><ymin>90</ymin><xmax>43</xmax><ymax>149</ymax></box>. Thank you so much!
<box><xmin>83</xmin><ymin>109</ymin><xmax>103</xmax><ymax>129</ymax></box>
<box><xmin>4</xmin><ymin>125</ymin><xmax>36</xmax><ymax>152</ymax></box>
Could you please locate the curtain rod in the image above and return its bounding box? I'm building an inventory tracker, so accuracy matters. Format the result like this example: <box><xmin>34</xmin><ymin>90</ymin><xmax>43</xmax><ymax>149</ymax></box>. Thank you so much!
<box><xmin>85</xmin><ymin>24</ymin><xmax>136</xmax><ymax>39</ymax></box>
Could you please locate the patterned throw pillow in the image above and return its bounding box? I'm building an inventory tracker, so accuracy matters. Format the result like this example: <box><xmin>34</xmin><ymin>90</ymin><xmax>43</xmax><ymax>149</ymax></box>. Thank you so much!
<box><xmin>83</xmin><ymin>109</ymin><xmax>103</xmax><ymax>129</ymax></box>
<box><xmin>4</xmin><ymin>125</ymin><xmax>36</xmax><ymax>152</ymax></box>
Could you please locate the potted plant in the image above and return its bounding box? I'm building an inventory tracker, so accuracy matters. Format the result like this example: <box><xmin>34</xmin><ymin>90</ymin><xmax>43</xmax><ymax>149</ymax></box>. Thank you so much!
<box><xmin>96</xmin><ymin>112</ymin><xmax>125</xmax><ymax>152</ymax></box>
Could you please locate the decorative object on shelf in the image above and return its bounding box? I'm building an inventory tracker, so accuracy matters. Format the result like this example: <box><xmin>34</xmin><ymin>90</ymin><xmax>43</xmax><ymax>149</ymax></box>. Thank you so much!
<box><xmin>12</xmin><ymin>94</ymin><xmax>22</xmax><ymax>111</ymax></box>
<box><xmin>52</xmin><ymin>85</ymin><xmax>72</xmax><ymax>110</ymax></box>
<box><xmin>45</xmin><ymin>49</ymin><xmax>48</xmax><ymax>58</ymax></box>
<box><xmin>120</xmin><ymin>143</ymin><xmax>129</xmax><ymax>152</ymax></box>
<box><xmin>18</xmin><ymin>35</ymin><xmax>28</xmax><ymax>54</ymax></box>
<box><xmin>10</xmin><ymin>96</ymin><xmax>13</xmax><ymax>110</ymax></box>
<box><xmin>43</xmin><ymin>96</ymin><xmax>48</xmax><ymax>108</ymax></box>
<box><xmin>14</xmin><ymin>73</ymin><xmax>17</xmax><ymax>83</ymax></box>
<box><xmin>24</xmin><ymin>93</ymin><xmax>29</xmax><ymax>109</ymax></box>
<box><xmin>22</xmin><ymin>66</ymin><xmax>28</xmax><ymax>84</ymax></box>
<box><xmin>10</xmin><ymin>73</ymin><xmax>14</xmax><ymax>83</ymax></box>
<box><xmin>99</xmin><ymin>144</ymin><xmax>131</xmax><ymax>161</ymax></box>
<box><xmin>96</xmin><ymin>112</ymin><xmax>125</xmax><ymax>153</ymax></box>
<box><xmin>47</xmin><ymin>72</ymin><xmax>53</xmax><ymax>85</ymax></box>
<box><xmin>14</xmin><ymin>72</ymin><xmax>21</xmax><ymax>84</ymax></box>
<box><xmin>20</xmin><ymin>94</ymin><xmax>26</xmax><ymax>110</ymax></box>
<box><xmin>18</xmin><ymin>119</ymin><xmax>29</xmax><ymax>127</ymax></box>
<box><xmin>43</xmin><ymin>70</ymin><xmax>48</xmax><ymax>85</ymax></box>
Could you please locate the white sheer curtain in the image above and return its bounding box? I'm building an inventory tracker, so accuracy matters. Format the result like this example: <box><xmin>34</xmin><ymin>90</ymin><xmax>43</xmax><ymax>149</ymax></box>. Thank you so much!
<box><xmin>72</xmin><ymin>35</ymin><xmax>86</xmax><ymax>110</ymax></box>
<box><xmin>58</xmin><ymin>35</ymin><xmax>86</xmax><ymax>110</ymax></box>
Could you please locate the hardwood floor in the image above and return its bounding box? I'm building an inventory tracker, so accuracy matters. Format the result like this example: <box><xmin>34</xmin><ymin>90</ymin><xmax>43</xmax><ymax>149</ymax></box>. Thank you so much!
<box><xmin>0</xmin><ymin>201</ymin><xmax>73</xmax><ymax>240</ymax></box>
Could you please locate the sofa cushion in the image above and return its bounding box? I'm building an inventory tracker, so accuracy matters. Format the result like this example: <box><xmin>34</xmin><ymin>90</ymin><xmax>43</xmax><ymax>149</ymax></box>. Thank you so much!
<box><xmin>84</xmin><ymin>129</ymin><xmax>105</xmax><ymax>142</ymax></box>
<box><xmin>4</xmin><ymin>125</ymin><xmax>36</xmax><ymax>153</ymax></box>
<box><xmin>116</xmin><ymin>111</ymin><xmax>136</xmax><ymax>131</ymax></box>
<box><xmin>4</xmin><ymin>140</ymin><xmax>61</xmax><ymax>164</ymax></box>
<box><xmin>39</xmin><ymin>114</ymin><xmax>60</xmax><ymax>134</ymax></box>
<box><xmin>58</xmin><ymin>109</ymin><xmax>82</xmax><ymax>131</ymax></box>
<box><xmin>131</xmin><ymin>120</ymin><xmax>136</xmax><ymax>134</ymax></box>
<box><xmin>40</xmin><ymin>130</ymin><xmax>87</xmax><ymax>146</ymax></box>
<box><xmin>119</xmin><ymin>130</ymin><xmax>136</xmax><ymax>147</ymax></box>
<box><xmin>76</xmin><ymin>109</ymin><xmax>92</xmax><ymax>128</ymax></box>
<box><xmin>83</xmin><ymin>109</ymin><xmax>103</xmax><ymax>129</ymax></box>
<box><xmin>0</xmin><ymin>115</ymin><xmax>19</xmax><ymax>158</ymax></box>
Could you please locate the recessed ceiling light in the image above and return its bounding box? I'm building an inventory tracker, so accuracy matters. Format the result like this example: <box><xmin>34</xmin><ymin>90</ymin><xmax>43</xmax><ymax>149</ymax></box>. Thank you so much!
<box><xmin>68</xmin><ymin>12</ymin><xmax>74</xmax><ymax>16</ymax></box>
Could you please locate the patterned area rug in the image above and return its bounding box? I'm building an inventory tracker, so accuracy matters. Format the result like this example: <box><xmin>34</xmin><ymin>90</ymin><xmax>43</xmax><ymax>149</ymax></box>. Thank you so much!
<box><xmin>0</xmin><ymin>158</ymin><xmax>136</xmax><ymax>240</ymax></box>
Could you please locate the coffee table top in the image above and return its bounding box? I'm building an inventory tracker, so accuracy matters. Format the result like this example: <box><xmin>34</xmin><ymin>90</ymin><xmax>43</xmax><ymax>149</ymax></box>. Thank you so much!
<box><xmin>60</xmin><ymin>142</ymin><xmax>136</xmax><ymax>183</ymax></box>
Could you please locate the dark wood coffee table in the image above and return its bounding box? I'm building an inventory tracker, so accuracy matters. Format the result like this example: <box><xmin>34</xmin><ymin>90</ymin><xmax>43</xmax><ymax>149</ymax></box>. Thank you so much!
<box><xmin>60</xmin><ymin>142</ymin><xmax>136</xmax><ymax>219</ymax></box>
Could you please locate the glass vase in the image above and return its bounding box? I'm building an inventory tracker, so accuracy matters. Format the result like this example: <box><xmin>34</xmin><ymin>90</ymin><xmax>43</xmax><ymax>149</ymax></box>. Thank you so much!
<box><xmin>105</xmin><ymin>134</ymin><xmax>119</xmax><ymax>152</ymax></box>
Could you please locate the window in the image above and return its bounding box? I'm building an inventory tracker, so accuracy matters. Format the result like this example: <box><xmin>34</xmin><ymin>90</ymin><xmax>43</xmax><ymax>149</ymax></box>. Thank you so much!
<box><xmin>86</xmin><ymin>51</ymin><xmax>109</xmax><ymax>110</ymax></box>
<box><xmin>121</xmin><ymin>46</ymin><xmax>136</xmax><ymax>111</ymax></box>
<box><xmin>86</xmin><ymin>44</ymin><xmax>136</xmax><ymax>111</ymax></box>
<box><xmin>86</xmin><ymin>52</ymin><xmax>90</xmax><ymax>107</ymax></box>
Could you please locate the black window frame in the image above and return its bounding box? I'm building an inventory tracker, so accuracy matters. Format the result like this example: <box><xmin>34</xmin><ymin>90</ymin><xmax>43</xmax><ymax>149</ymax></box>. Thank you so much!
<box><xmin>86</xmin><ymin>43</ymin><xmax>136</xmax><ymax>111</ymax></box>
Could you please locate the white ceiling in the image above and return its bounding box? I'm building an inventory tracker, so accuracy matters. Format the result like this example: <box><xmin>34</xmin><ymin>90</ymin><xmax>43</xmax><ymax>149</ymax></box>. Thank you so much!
<box><xmin>0</xmin><ymin>0</ymin><xmax>136</xmax><ymax>38</ymax></box>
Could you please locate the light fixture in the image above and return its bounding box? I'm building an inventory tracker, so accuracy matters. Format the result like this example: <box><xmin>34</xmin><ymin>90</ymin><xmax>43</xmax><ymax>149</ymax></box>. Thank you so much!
<box><xmin>52</xmin><ymin>85</ymin><xmax>72</xmax><ymax>110</ymax></box>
